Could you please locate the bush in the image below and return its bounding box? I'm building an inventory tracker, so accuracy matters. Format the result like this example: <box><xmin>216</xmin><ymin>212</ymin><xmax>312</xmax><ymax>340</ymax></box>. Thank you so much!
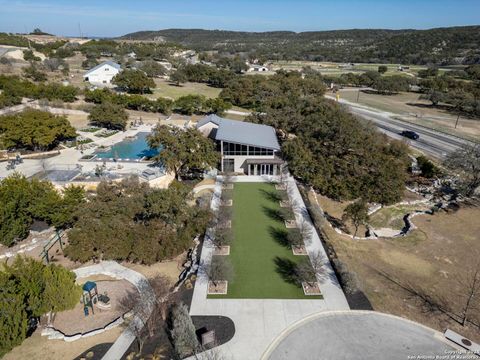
<box><xmin>417</xmin><ymin>155</ymin><xmax>440</xmax><ymax>178</ymax></box>
<box><xmin>0</xmin><ymin>109</ymin><xmax>77</xmax><ymax>151</ymax></box>
<box><xmin>23</xmin><ymin>64</ymin><xmax>47</xmax><ymax>82</ymax></box>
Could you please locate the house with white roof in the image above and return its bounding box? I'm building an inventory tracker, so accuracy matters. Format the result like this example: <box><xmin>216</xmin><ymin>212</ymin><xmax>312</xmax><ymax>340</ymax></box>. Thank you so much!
<box><xmin>197</xmin><ymin>114</ymin><xmax>283</xmax><ymax>175</ymax></box>
<box><xmin>83</xmin><ymin>61</ymin><xmax>121</xmax><ymax>86</ymax></box>
<box><xmin>247</xmin><ymin>64</ymin><xmax>269</xmax><ymax>72</ymax></box>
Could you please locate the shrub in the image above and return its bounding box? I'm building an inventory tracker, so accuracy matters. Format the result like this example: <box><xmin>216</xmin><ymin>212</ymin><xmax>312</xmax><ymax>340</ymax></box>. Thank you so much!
<box><xmin>0</xmin><ymin>109</ymin><xmax>77</xmax><ymax>151</ymax></box>
<box><xmin>417</xmin><ymin>155</ymin><xmax>440</xmax><ymax>178</ymax></box>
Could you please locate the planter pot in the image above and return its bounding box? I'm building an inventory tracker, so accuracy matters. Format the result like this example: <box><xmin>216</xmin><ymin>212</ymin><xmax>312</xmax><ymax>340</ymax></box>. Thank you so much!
<box><xmin>208</xmin><ymin>280</ymin><xmax>228</xmax><ymax>295</ymax></box>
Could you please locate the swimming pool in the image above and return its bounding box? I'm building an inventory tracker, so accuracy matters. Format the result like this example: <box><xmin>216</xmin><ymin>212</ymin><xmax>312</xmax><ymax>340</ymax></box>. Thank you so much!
<box><xmin>95</xmin><ymin>132</ymin><xmax>159</xmax><ymax>160</ymax></box>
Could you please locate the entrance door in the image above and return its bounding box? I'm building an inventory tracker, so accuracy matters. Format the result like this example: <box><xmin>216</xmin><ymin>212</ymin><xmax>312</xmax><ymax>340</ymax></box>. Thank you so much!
<box><xmin>260</xmin><ymin>164</ymin><xmax>272</xmax><ymax>175</ymax></box>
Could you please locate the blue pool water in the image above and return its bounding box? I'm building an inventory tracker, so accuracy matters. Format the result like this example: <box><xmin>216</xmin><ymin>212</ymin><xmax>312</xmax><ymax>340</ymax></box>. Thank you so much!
<box><xmin>95</xmin><ymin>132</ymin><xmax>159</xmax><ymax>160</ymax></box>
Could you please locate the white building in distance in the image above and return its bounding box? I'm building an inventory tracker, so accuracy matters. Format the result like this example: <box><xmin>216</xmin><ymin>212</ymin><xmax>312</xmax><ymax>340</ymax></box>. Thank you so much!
<box><xmin>83</xmin><ymin>61</ymin><xmax>121</xmax><ymax>86</ymax></box>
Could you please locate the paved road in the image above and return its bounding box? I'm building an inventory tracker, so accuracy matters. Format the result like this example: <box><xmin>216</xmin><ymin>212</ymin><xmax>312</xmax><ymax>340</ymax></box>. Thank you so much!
<box><xmin>327</xmin><ymin>95</ymin><xmax>476</xmax><ymax>159</ymax></box>
<box><xmin>263</xmin><ymin>311</ymin><xmax>457</xmax><ymax>360</ymax></box>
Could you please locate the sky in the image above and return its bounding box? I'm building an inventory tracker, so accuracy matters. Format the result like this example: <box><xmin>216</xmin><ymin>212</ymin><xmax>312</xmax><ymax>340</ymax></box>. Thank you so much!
<box><xmin>0</xmin><ymin>0</ymin><xmax>479</xmax><ymax>37</ymax></box>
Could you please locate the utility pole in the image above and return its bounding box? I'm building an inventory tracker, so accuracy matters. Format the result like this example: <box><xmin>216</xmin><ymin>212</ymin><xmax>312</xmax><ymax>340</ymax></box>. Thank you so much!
<box><xmin>455</xmin><ymin>114</ymin><xmax>460</xmax><ymax>129</ymax></box>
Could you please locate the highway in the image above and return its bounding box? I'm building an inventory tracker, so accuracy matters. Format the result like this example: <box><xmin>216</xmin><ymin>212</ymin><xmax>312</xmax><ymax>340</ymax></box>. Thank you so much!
<box><xmin>327</xmin><ymin>96</ymin><xmax>475</xmax><ymax>159</ymax></box>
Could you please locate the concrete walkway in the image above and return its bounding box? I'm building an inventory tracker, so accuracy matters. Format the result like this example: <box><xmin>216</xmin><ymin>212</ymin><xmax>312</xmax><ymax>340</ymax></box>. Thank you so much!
<box><xmin>189</xmin><ymin>176</ymin><xmax>349</xmax><ymax>360</ymax></box>
<box><xmin>73</xmin><ymin>261</ymin><xmax>155</xmax><ymax>360</ymax></box>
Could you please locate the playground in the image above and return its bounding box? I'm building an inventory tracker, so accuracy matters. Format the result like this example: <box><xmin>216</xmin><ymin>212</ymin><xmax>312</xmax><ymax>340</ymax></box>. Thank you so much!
<box><xmin>52</xmin><ymin>276</ymin><xmax>137</xmax><ymax>336</ymax></box>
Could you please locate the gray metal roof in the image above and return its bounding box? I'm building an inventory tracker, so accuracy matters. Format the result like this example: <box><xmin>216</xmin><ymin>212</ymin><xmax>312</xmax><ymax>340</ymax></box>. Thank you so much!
<box><xmin>197</xmin><ymin>114</ymin><xmax>280</xmax><ymax>150</ymax></box>
<box><xmin>84</xmin><ymin>61</ymin><xmax>121</xmax><ymax>76</ymax></box>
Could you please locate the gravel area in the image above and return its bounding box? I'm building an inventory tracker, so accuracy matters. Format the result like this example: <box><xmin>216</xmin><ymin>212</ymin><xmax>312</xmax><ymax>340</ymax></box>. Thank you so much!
<box><xmin>53</xmin><ymin>279</ymin><xmax>137</xmax><ymax>335</ymax></box>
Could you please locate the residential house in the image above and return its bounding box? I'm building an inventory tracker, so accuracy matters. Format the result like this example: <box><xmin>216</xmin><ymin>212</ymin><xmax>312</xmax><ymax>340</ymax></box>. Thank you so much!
<box><xmin>83</xmin><ymin>61</ymin><xmax>121</xmax><ymax>86</ymax></box>
<box><xmin>247</xmin><ymin>64</ymin><xmax>269</xmax><ymax>72</ymax></box>
<box><xmin>197</xmin><ymin>115</ymin><xmax>283</xmax><ymax>175</ymax></box>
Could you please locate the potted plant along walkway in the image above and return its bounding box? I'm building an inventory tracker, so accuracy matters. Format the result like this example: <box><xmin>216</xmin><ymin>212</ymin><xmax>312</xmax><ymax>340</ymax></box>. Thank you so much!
<box><xmin>213</xmin><ymin>227</ymin><xmax>233</xmax><ymax>256</ymax></box>
<box><xmin>294</xmin><ymin>253</ymin><xmax>323</xmax><ymax>296</ymax></box>
<box><xmin>206</xmin><ymin>256</ymin><xmax>234</xmax><ymax>295</ymax></box>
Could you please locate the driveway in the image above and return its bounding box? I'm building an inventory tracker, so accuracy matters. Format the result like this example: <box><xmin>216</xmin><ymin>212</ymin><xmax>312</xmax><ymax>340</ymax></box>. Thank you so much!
<box><xmin>263</xmin><ymin>311</ymin><xmax>457</xmax><ymax>360</ymax></box>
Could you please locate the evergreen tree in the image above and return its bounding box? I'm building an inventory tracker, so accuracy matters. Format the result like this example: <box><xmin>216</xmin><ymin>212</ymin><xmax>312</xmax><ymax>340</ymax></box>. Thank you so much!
<box><xmin>170</xmin><ymin>302</ymin><xmax>199</xmax><ymax>358</ymax></box>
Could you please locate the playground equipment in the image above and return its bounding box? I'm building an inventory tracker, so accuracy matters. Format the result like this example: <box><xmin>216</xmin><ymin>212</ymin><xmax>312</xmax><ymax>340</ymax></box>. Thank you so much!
<box><xmin>82</xmin><ymin>281</ymin><xmax>98</xmax><ymax>316</ymax></box>
<box><xmin>40</xmin><ymin>230</ymin><xmax>65</xmax><ymax>264</ymax></box>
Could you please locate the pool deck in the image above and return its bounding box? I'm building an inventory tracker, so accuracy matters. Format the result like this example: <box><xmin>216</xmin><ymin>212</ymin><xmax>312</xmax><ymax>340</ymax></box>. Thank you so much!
<box><xmin>0</xmin><ymin>124</ymin><xmax>160</xmax><ymax>182</ymax></box>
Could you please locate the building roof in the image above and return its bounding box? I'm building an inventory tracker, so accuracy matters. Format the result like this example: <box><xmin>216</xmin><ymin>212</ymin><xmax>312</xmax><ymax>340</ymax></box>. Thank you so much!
<box><xmin>84</xmin><ymin>61</ymin><xmax>121</xmax><ymax>76</ymax></box>
<box><xmin>197</xmin><ymin>114</ymin><xmax>280</xmax><ymax>150</ymax></box>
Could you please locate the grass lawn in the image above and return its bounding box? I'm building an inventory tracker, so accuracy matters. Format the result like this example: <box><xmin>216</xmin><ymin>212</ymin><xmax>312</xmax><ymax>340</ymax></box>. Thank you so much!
<box><xmin>150</xmin><ymin>79</ymin><xmax>222</xmax><ymax>100</ymax></box>
<box><xmin>210</xmin><ymin>182</ymin><xmax>322</xmax><ymax>299</ymax></box>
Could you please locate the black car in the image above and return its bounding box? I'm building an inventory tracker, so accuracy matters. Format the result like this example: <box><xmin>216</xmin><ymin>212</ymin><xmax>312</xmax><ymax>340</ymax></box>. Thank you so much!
<box><xmin>400</xmin><ymin>130</ymin><xmax>419</xmax><ymax>140</ymax></box>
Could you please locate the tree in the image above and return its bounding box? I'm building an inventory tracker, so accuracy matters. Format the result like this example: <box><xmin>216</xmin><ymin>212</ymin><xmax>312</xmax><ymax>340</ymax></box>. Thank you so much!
<box><xmin>88</xmin><ymin>101</ymin><xmax>128</xmax><ymax>130</ymax></box>
<box><xmin>458</xmin><ymin>262</ymin><xmax>480</xmax><ymax>327</ymax></box>
<box><xmin>0</xmin><ymin>110</ymin><xmax>76</xmax><ymax>151</ymax></box>
<box><xmin>343</xmin><ymin>199</ymin><xmax>369</xmax><ymax>238</ymax></box>
<box><xmin>212</xmin><ymin>228</ymin><xmax>233</xmax><ymax>249</ymax></box>
<box><xmin>0</xmin><ymin>273</ymin><xmax>28</xmax><ymax>358</ymax></box>
<box><xmin>205</xmin><ymin>97</ymin><xmax>232</xmax><ymax>116</ymax></box>
<box><xmin>169</xmin><ymin>69</ymin><xmax>188</xmax><ymax>86</ymax></box>
<box><xmin>119</xmin><ymin>275</ymin><xmax>171</xmax><ymax>355</ymax></box>
<box><xmin>112</xmin><ymin>69</ymin><xmax>156</xmax><ymax>94</ymax></box>
<box><xmin>294</xmin><ymin>252</ymin><xmax>324</xmax><ymax>287</ymax></box>
<box><xmin>174</xmin><ymin>94</ymin><xmax>206</xmax><ymax>115</ymax></box>
<box><xmin>0</xmin><ymin>173</ymin><xmax>84</xmax><ymax>247</ymax></box>
<box><xmin>148</xmin><ymin>125</ymin><xmax>219</xmax><ymax>181</ymax></box>
<box><xmin>65</xmin><ymin>178</ymin><xmax>211</xmax><ymax>264</ymax></box>
<box><xmin>139</xmin><ymin>60</ymin><xmax>167</xmax><ymax>78</ymax></box>
<box><xmin>170</xmin><ymin>302</ymin><xmax>199</xmax><ymax>358</ymax></box>
<box><xmin>444</xmin><ymin>143</ymin><xmax>480</xmax><ymax>197</ymax></box>
<box><xmin>206</xmin><ymin>256</ymin><xmax>234</xmax><ymax>288</ymax></box>
<box><xmin>420</xmin><ymin>90</ymin><xmax>446</xmax><ymax>106</ymax></box>
<box><xmin>0</xmin><ymin>257</ymin><xmax>81</xmax><ymax>356</ymax></box>
<box><xmin>378</xmin><ymin>65</ymin><xmax>388</xmax><ymax>74</ymax></box>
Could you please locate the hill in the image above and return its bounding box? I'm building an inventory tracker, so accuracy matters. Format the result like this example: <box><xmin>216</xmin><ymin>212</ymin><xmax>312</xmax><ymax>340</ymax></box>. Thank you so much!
<box><xmin>120</xmin><ymin>26</ymin><xmax>480</xmax><ymax>65</ymax></box>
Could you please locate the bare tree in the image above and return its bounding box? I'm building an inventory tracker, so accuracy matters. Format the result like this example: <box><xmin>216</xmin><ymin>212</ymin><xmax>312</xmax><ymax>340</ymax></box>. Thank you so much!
<box><xmin>212</xmin><ymin>228</ymin><xmax>233</xmax><ymax>250</ymax></box>
<box><xmin>458</xmin><ymin>262</ymin><xmax>480</xmax><ymax>327</ymax></box>
<box><xmin>294</xmin><ymin>252</ymin><xmax>324</xmax><ymax>287</ymax></box>
<box><xmin>118</xmin><ymin>275</ymin><xmax>171</xmax><ymax>355</ymax></box>
<box><xmin>298</xmin><ymin>218</ymin><xmax>313</xmax><ymax>245</ymax></box>
<box><xmin>444</xmin><ymin>143</ymin><xmax>480</xmax><ymax>197</ymax></box>
<box><xmin>206</xmin><ymin>256</ymin><xmax>234</xmax><ymax>288</ymax></box>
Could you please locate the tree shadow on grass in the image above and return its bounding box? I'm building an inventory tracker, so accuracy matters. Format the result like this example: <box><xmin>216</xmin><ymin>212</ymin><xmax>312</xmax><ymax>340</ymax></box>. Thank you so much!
<box><xmin>259</xmin><ymin>188</ymin><xmax>281</xmax><ymax>203</ymax></box>
<box><xmin>324</xmin><ymin>212</ymin><xmax>350</xmax><ymax>234</ymax></box>
<box><xmin>268</xmin><ymin>226</ymin><xmax>290</xmax><ymax>248</ymax></box>
<box><xmin>262</xmin><ymin>206</ymin><xmax>284</xmax><ymax>222</ymax></box>
<box><xmin>273</xmin><ymin>256</ymin><xmax>299</xmax><ymax>286</ymax></box>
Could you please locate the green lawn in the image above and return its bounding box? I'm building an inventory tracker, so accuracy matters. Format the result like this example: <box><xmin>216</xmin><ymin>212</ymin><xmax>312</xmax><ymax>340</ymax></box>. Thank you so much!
<box><xmin>210</xmin><ymin>182</ymin><xmax>322</xmax><ymax>299</ymax></box>
<box><xmin>149</xmin><ymin>79</ymin><xmax>222</xmax><ymax>100</ymax></box>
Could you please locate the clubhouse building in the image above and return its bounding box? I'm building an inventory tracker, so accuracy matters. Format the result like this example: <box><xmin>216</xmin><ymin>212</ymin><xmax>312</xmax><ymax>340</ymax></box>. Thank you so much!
<box><xmin>197</xmin><ymin>115</ymin><xmax>283</xmax><ymax>176</ymax></box>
